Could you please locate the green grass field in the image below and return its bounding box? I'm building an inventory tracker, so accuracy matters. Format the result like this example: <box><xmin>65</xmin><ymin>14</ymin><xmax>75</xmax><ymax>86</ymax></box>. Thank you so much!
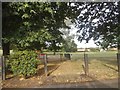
<box><xmin>70</xmin><ymin>51</ymin><xmax>117</xmax><ymax>61</ymax></box>
<box><xmin>70</xmin><ymin>51</ymin><xmax>118</xmax><ymax>70</ymax></box>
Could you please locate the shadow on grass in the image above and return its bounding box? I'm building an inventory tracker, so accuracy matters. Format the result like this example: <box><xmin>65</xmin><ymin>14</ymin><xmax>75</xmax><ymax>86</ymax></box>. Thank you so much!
<box><xmin>99</xmin><ymin>59</ymin><xmax>117</xmax><ymax>66</ymax></box>
<box><xmin>89</xmin><ymin>57</ymin><xmax>117</xmax><ymax>66</ymax></box>
<box><xmin>102</xmin><ymin>64</ymin><xmax>118</xmax><ymax>72</ymax></box>
<box><xmin>36</xmin><ymin>64</ymin><xmax>60</xmax><ymax>77</ymax></box>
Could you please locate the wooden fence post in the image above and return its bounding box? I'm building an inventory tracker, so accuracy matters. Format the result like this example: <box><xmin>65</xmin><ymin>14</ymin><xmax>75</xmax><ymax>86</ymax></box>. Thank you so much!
<box><xmin>117</xmin><ymin>53</ymin><xmax>120</xmax><ymax>72</ymax></box>
<box><xmin>84</xmin><ymin>53</ymin><xmax>89</xmax><ymax>75</ymax></box>
<box><xmin>44</xmin><ymin>54</ymin><xmax>48</xmax><ymax>77</ymax></box>
<box><xmin>117</xmin><ymin>53</ymin><xmax>120</xmax><ymax>89</ymax></box>
<box><xmin>1</xmin><ymin>56</ymin><xmax>6</xmax><ymax>80</ymax></box>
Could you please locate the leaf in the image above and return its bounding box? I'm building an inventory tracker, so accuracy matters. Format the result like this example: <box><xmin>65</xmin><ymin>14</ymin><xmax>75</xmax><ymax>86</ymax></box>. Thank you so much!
<box><xmin>22</xmin><ymin>13</ymin><xmax>29</xmax><ymax>19</ymax></box>
<box><xmin>30</xmin><ymin>10</ymin><xmax>36</xmax><ymax>14</ymax></box>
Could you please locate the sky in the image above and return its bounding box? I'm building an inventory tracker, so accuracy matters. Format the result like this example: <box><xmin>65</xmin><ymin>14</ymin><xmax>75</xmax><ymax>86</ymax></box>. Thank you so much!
<box><xmin>74</xmin><ymin>39</ymin><xmax>98</xmax><ymax>48</ymax></box>
<box><xmin>69</xmin><ymin>25</ymin><xmax>98</xmax><ymax>48</ymax></box>
<box><xmin>64</xmin><ymin>10</ymin><xmax>99</xmax><ymax>49</ymax></box>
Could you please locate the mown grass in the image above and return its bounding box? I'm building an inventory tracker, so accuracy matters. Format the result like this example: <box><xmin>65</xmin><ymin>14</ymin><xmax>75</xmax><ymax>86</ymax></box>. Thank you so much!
<box><xmin>71</xmin><ymin>51</ymin><xmax>117</xmax><ymax>60</ymax></box>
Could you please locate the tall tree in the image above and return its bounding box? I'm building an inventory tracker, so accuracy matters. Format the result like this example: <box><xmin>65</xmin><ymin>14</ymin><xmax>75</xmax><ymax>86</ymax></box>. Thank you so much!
<box><xmin>2</xmin><ymin>2</ymin><xmax>79</xmax><ymax>55</ymax></box>
<box><xmin>61</xmin><ymin>28</ymin><xmax>77</xmax><ymax>52</ymax></box>
<box><xmin>2</xmin><ymin>2</ymin><xmax>23</xmax><ymax>55</ymax></box>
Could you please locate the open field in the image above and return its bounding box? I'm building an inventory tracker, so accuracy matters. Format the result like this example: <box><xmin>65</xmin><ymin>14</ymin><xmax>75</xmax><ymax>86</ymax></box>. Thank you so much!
<box><xmin>70</xmin><ymin>51</ymin><xmax>117</xmax><ymax>60</ymax></box>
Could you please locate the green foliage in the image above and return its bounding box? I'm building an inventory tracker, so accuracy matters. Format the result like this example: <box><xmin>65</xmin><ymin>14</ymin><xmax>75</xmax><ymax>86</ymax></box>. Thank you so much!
<box><xmin>75</xmin><ymin>2</ymin><xmax>119</xmax><ymax>50</ymax></box>
<box><xmin>61</xmin><ymin>29</ymin><xmax>77</xmax><ymax>52</ymax></box>
<box><xmin>2</xmin><ymin>2</ymin><xmax>79</xmax><ymax>54</ymax></box>
<box><xmin>6</xmin><ymin>51</ymin><xmax>40</xmax><ymax>78</ymax></box>
<box><xmin>3</xmin><ymin>2</ymin><xmax>120</xmax><ymax>55</ymax></box>
<box><xmin>63</xmin><ymin>40</ymin><xmax>77</xmax><ymax>52</ymax></box>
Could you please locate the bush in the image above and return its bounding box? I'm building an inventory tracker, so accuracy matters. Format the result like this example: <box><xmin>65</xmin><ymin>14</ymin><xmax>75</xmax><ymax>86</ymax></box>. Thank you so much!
<box><xmin>7</xmin><ymin>50</ymin><xmax>40</xmax><ymax>78</ymax></box>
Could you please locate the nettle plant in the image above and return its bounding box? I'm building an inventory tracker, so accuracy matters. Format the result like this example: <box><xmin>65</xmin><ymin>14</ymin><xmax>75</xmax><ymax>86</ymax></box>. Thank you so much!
<box><xmin>7</xmin><ymin>50</ymin><xmax>40</xmax><ymax>78</ymax></box>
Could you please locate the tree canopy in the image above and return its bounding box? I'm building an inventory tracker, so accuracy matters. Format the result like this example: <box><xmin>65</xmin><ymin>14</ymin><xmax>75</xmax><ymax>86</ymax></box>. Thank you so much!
<box><xmin>73</xmin><ymin>2</ymin><xmax>120</xmax><ymax>51</ymax></box>
<box><xmin>2</xmin><ymin>2</ymin><xmax>78</xmax><ymax>55</ymax></box>
<box><xmin>61</xmin><ymin>28</ymin><xmax>77</xmax><ymax>52</ymax></box>
<box><xmin>2</xmin><ymin>2</ymin><xmax>120</xmax><ymax>55</ymax></box>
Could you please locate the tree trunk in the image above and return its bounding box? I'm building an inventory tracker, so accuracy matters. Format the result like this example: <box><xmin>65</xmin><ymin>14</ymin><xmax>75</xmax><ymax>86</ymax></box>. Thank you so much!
<box><xmin>53</xmin><ymin>40</ymin><xmax>56</xmax><ymax>55</ymax></box>
<box><xmin>118</xmin><ymin>43</ymin><xmax>120</xmax><ymax>53</ymax></box>
<box><xmin>118</xmin><ymin>2</ymin><xmax>120</xmax><ymax>53</ymax></box>
<box><xmin>118</xmin><ymin>48</ymin><xmax>120</xmax><ymax>53</ymax></box>
<box><xmin>2</xmin><ymin>42</ymin><xmax>10</xmax><ymax>56</ymax></box>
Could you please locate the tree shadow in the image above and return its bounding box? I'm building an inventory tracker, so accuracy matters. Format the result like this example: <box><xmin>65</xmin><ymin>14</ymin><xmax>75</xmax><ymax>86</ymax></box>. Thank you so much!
<box><xmin>102</xmin><ymin>64</ymin><xmax>118</xmax><ymax>72</ymax></box>
<box><xmin>89</xmin><ymin>57</ymin><xmax>117</xmax><ymax>66</ymax></box>
<box><xmin>5</xmin><ymin>70</ymin><xmax>15</xmax><ymax>80</ymax></box>
<box><xmin>36</xmin><ymin>64</ymin><xmax>60</xmax><ymax>76</ymax></box>
<box><xmin>6</xmin><ymin>75</ymin><xmax>15</xmax><ymax>80</ymax></box>
<box><xmin>100</xmin><ymin>58</ymin><xmax>117</xmax><ymax>66</ymax></box>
